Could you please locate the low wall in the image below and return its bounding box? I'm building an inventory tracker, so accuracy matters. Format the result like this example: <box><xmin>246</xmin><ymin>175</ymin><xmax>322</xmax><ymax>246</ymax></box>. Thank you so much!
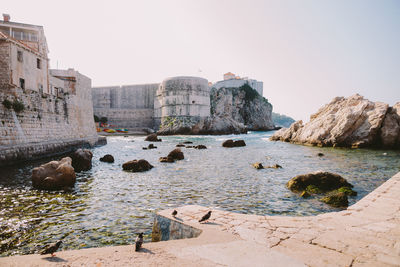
<box><xmin>152</xmin><ymin>214</ymin><xmax>202</xmax><ymax>242</ymax></box>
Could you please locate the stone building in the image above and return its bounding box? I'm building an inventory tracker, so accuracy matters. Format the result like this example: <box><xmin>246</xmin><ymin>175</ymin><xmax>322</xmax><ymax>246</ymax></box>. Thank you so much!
<box><xmin>0</xmin><ymin>15</ymin><xmax>99</xmax><ymax>166</ymax></box>
<box><xmin>214</xmin><ymin>72</ymin><xmax>263</xmax><ymax>96</ymax></box>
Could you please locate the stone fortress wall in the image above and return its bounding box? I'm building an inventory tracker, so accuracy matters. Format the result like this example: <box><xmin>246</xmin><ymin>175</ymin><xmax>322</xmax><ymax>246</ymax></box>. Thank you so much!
<box><xmin>0</xmin><ymin>69</ymin><xmax>99</xmax><ymax>166</ymax></box>
<box><xmin>92</xmin><ymin>83</ymin><xmax>159</xmax><ymax>129</ymax></box>
<box><xmin>92</xmin><ymin>77</ymin><xmax>211</xmax><ymax>131</ymax></box>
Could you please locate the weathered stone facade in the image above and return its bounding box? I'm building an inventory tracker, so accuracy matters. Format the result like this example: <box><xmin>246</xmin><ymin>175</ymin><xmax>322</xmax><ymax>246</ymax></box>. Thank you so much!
<box><xmin>154</xmin><ymin>76</ymin><xmax>210</xmax><ymax>129</ymax></box>
<box><xmin>92</xmin><ymin>84</ymin><xmax>159</xmax><ymax>129</ymax></box>
<box><xmin>0</xmin><ymin>18</ymin><xmax>99</xmax><ymax>166</ymax></box>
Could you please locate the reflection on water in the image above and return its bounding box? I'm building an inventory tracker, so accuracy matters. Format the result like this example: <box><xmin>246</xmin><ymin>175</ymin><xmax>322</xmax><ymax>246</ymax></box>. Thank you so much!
<box><xmin>0</xmin><ymin>131</ymin><xmax>399</xmax><ymax>256</ymax></box>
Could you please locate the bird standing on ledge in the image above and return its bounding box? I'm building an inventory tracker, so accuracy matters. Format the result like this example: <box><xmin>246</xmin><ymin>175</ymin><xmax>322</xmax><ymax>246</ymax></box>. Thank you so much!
<box><xmin>199</xmin><ymin>211</ymin><xmax>212</xmax><ymax>223</ymax></box>
<box><xmin>172</xmin><ymin>210</ymin><xmax>178</xmax><ymax>217</ymax></box>
<box><xmin>40</xmin><ymin>240</ymin><xmax>62</xmax><ymax>257</ymax></box>
<box><xmin>135</xmin><ymin>233</ymin><xmax>144</xmax><ymax>252</ymax></box>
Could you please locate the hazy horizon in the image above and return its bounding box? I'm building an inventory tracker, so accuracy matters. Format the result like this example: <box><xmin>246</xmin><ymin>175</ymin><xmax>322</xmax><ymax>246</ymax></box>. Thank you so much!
<box><xmin>3</xmin><ymin>0</ymin><xmax>400</xmax><ymax>122</ymax></box>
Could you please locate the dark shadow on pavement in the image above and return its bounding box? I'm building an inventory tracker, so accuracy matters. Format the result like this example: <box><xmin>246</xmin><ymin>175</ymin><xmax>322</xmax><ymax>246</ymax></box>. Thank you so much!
<box><xmin>137</xmin><ymin>248</ymin><xmax>154</xmax><ymax>254</ymax></box>
<box><xmin>42</xmin><ymin>256</ymin><xmax>67</xmax><ymax>262</ymax></box>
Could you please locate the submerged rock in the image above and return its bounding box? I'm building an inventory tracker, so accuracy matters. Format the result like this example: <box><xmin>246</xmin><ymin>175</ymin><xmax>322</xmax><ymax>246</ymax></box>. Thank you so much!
<box><xmin>271</xmin><ymin>95</ymin><xmax>400</xmax><ymax>149</ymax></box>
<box><xmin>287</xmin><ymin>171</ymin><xmax>353</xmax><ymax>193</ymax></box>
<box><xmin>145</xmin><ymin>134</ymin><xmax>162</xmax><ymax>142</ymax></box>
<box><xmin>122</xmin><ymin>159</ymin><xmax>153</xmax><ymax>172</ymax></box>
<box><xmin>222</xmin><ymin>139</ymin><xmax>246</xmax><ymax>148</ymax></box>
<box><xmin>176</xmin><ymin>144</ymin><xmax>185</xmax><ymax>147</ymax></box>
<box><xmin>252</xmin><ymin>162</ymin><xmax>264</xmax><ymax>169</ymax></box>
<box><xmin>265</xmin><ymin>164</ymin><xmax>282</xmax><ymax>169</ymax></box>
<box><xmin>100</xmin><ymin>154</ymin><xmax>114</xmax><ymax>163</ymax></box>
<box><xmin>143</xmin><ymin>144</ymin><xmax>157</xmax><ymax>150</ymax></box>
<box><xmin>71</xmin><ymin>149</ymin><xmax>93</xmax><ymax>172</ymax></box>
<box><xmin>320</xmin><ymin>192</ymin><xmax>349</xmax><ymax>208</ymax></box>
<box><xmin>194</xmin><ymin>145</ymin><xmax>207</xmax><ymax>149</ymax></box>
<box><xmin>167</xmin><ymin>148</ymin><xmax>184</xmax><ymax>160</ymax></box>
<box><xmin>159</xmin><ymin>157</ymin><xmax>175</xmax><ymax>163</ymax></box>
<box><xmin>32</xmin><ymin>157</ymin><xmax>76</xmax><ymax>190</ymax></box>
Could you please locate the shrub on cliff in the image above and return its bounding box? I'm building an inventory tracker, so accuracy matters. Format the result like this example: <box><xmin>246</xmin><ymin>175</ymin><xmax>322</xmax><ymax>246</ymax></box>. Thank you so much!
<box><xmin>2</xmin><ymin>99</ymin><xmax>12</xmax><ymax>109</ymax></box>
<box><xmin>240</xmin><ymin>84</ymin><xmax>259</xmax><ymax>102</ymax></box>
<box><xmin>12</xmin><ymin>100</ymin><xmax>25</xmax><ymax>112</ymax></box>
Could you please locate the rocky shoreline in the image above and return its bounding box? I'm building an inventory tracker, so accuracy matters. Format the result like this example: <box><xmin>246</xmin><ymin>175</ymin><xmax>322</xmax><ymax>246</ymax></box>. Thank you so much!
<box><xmin>271</xmin><ymin>94</ymin><xmax>400</xmax><ymax>149</ymax></box>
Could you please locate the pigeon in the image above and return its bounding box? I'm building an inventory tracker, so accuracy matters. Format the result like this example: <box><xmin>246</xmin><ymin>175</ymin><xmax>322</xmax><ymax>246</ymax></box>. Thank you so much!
<box><xmin>40</xmin><ymin>240</ymin><xmax>62</xmax><ymax>257</ymax></box>
<box><xmin>135</xmin><ymin>233</ymin><xmax>143</xmax><ymax>252</ymax></box>
<box><xmin>199</xmin><ymin>211</ymin><xmax>212</xmax><ymax>223</ymax></box>
<box><xmin>172</xmin><ymin>210</ymin><xmax>178</xmax><ymax>217</ymax></box>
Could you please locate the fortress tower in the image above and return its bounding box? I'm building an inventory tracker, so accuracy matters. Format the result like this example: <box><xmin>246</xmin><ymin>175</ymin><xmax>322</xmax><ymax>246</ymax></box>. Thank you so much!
<box><xmin>154</xmin><ymin>76</ymin><xmax>210</xmax><ymax>128</ymax></box>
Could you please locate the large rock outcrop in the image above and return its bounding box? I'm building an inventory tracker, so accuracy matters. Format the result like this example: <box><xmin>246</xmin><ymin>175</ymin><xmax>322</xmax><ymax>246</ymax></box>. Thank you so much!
<box><xmin>210</xmin><ymin>85</ymin><xmax>275</xmax><ymax>131</ymax></box>
<box><xmin>32</xmin><ymin>157</ymin><xmax>76</xmax><ymax>190</ymax></box>
<box><xmin>271</xmin><ymin>94</ymin><xmax>400</xmax><ymax>149</ymax></box>
<box><xmin>157</xmin><ymin>84</ymin><xmax>274</xmax><ymax>135</ymax></box>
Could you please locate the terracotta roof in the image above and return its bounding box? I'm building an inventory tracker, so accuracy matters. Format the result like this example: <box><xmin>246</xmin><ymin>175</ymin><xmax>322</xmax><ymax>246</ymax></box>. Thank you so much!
<box><xmin>224</xmin><ymin>72</ymin><xmax>235</xmax><ymax>76</ymax></box>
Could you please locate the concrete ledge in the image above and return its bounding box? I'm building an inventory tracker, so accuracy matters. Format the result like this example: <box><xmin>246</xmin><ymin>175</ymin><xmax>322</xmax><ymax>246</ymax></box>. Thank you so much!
<box><xmin>1</xmin><ymin>172</ymin><xmax>399</xmax><ymax>266</ymax></box>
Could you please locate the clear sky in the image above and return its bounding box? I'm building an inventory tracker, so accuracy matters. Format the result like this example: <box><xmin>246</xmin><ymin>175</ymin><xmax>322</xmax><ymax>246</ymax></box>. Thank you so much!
<box><xmin>3</xmin><ymin>0</ymin><xmax>400</xmax><ymax>121</ymax></box>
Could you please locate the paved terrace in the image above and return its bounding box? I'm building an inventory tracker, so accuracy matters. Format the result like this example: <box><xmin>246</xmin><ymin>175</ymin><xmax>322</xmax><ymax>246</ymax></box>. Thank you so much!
<box><xmin>1</xmin><ymin>172</ymin><xmax>400</xmax><ymax>267</ymax></box>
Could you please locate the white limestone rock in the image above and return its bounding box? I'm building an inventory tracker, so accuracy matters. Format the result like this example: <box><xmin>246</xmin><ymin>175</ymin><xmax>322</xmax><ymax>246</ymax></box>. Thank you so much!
<box><xmin>271</xmin><ymin>94</ymin><xmax>397</xmax><ymax>148</ymax></box>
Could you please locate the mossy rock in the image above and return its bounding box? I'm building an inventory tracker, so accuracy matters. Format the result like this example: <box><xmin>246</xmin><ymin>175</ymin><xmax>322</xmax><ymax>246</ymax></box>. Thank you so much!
<box><xmin>338</xmin><ymin>186</ymin><xmax>357</xmax><ymax>196</ymax></box>
<box><xmin>287</xmin><ymin>171</ymin><xmax>353</xmax><ymax>193</ymax></box>
<box><xmin>320</xmin><ymin>192</ymin><xmax>348</xmax><ymax>208</ymax></box>
<box><xmin>305</xmin><ymin>185</ymin><xmax>322</xmax><ymax>194</ymax></box>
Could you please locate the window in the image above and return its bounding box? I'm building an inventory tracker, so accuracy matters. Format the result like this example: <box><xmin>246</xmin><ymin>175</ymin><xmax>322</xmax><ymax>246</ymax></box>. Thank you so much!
<box><xmin>17</xmin><ymin>51</ymin><xmax>23</xmax><ymax>62</ymax></box>
<box><xmin>36</xmin><ymin>58</ymin><xmax>41</xmax><ymax>69</ymax></box>
<box><xmin>19</xmin><ymin>78</ymin><xmax>25</xmax><ymax>89</ymax></box>
<box><xmin>192</xmin><ymin>100</ymin><xmax>195</xmax><ymax>104</ymax></box>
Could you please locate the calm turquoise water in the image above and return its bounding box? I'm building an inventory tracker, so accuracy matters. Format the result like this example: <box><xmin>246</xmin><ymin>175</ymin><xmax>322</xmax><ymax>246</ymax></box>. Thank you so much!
<box><xmin>0</xmin><ymin>131</ymin><xmax>399</xmax><ymax>256</ymax></box>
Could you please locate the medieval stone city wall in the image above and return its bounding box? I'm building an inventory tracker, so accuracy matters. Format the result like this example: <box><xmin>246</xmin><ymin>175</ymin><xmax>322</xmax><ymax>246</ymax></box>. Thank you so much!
<box><xmin>0</xmin><ymin>71</ymin><xmax>99</xmax><ymax>166</ymax></box>
<box><xmin>92</xmin><ymin>83</ymin><xmax>159</xmax><ymax>129</ymax></box>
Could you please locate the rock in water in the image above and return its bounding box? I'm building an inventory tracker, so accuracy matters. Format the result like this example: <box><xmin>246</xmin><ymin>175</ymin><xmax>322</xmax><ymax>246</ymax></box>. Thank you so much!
<box><xmin>252</xmin><ymin>162</ymin><xmax>264</xmax><ymax>169</ymax></box>
<box><xmin>71</xmin><ymin>149</ymin><xmax>93</xmax><ymax>172</ymax></box>
<box><xmin>32</xmin><ymin>157</ymin><xmax>76</xmax><ymax>190</ymax></box>
<box><xmin>287</xmin><ymin>171</ymin><xmax>353</xmax><ymax>193</ymax></box>
<box><xmin>100</xmin><ymin>154</ymin><xmax>114</xmax><ymax>163</ymax></box>
<box><xmin>194</xmin><ymin>145</ymin><xmax>207</xmax><ymax>149</ymax></box>
<box><xmin>320</xmin><ymin>192</ymin><xmax>349</xmax><ymax>208</ymax></box>
<box><xmin>222</xmin><ymin>139</ymin><xmax>246</xmax><ymax>147</ymax></box>
<box><xmin>271</xmin><ymin>95</ymin><xmax>400</xmax><ymax>149</ymax></box>
<box><xmin>159</xmin><ymin>157</ymin><xmax>175</xmax><ymax>163</ymax></box>
<box><xmin>167</xmin><ymin>148</ymin><xmax>184</xmax><ymax>160</ymax></box>
<box><xmin>145</xmin><ymin>134</ymin><xmax>162</xmax><ymax>142</ymax></box>
<box><xmin>122</xmin><ymin>159</ymin><xmax>153</xmax><ymax>172</ymax></box>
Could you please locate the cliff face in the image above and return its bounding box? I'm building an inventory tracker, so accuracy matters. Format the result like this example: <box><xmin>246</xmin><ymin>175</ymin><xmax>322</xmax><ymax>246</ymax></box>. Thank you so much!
<box><xmin>157</xmin><ymin>84</ymin><xmax>275</xmax><ymax>135</ymax></box>
<box><xmin>210</xmin><ymin>85</ymin><xmax>275</xmax><ymax>131</ymax></box>
<box><xmin>271</xmin><ymin>94</ymin><xmax>400</xmax><ymax>149</ymax></box>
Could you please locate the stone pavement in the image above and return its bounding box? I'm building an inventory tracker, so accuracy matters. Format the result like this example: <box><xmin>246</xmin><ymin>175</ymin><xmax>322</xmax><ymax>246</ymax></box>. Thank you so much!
<box><xmin>1</xmin><ymin>172</ymin><xmax>400</xmax><ymax>266</ymax></box>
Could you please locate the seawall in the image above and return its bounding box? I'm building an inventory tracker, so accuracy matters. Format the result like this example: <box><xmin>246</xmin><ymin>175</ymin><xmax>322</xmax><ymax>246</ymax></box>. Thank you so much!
<box><xmin>1</xmin><ymin>172</ymin><xmax>399</xmax><ymax>266</ymax></box>
<box><xmin>0</xmin><ymin>79</ymin><xmax>100</xmax><ymax>166</ymax></box>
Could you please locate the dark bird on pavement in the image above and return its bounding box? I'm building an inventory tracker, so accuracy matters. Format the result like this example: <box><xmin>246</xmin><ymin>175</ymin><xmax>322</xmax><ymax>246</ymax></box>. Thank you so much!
<box><xmin>172</xmin><ymin>210</ymin><xmax>178</xmax><ymax>217</ymax></box>
<box><xmin>199</xmin><ymin>211</ymin><xmax>212</xmax><ymax>223</ymax></box>
<box><xmin>40</xmin><ymin>240</ymin><xmax>62</xmax><ymax>257</ymax></box>
<box><xmin>135</xmin><ymin>233</ymin><xmax>144</xmax><ymax>252</ymax></box>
